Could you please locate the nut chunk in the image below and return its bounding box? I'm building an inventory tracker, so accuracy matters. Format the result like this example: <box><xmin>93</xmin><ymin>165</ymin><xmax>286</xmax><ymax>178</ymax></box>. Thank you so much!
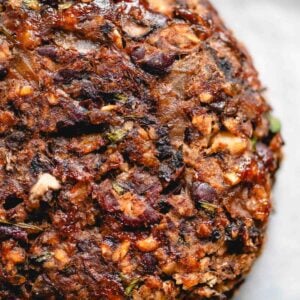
<box><xmin>29</xmin><ymin>173</ymin><xmax>61</xmax><ymax>208</ymax></box>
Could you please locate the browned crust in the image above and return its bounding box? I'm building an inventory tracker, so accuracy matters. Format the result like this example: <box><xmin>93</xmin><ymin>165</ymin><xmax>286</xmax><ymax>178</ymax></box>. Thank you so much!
<box><xmin>0</xmin><ymin>0</ymin><xmax>283</xmax><ymax>299</ymax></box>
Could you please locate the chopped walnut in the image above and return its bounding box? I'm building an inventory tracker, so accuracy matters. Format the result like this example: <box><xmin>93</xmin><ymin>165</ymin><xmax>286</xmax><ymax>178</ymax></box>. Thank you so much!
<box><xmin>19</xmin><ymin>85</ymin><xmax>33</xmax><ymax>97</ymax></box>
<box><xmin>224</xmin><ymin>172</ymin><xmax>241</xmax><ymax>186</ymax></box>
<box><xmin>199</xmin><ymin>92</ymin><xmax>213</xmax><ymax>103</ymax></box>
<box><xmin>148</xmin><ymin>0</ymin><xmax>174</xmax><ymax>16</ymax></box>
<box><xmin>192</xmin><ymin>113</ymin><xmax>218</xmax><ymax>136</ymax></box>
<box><xmin>54</xmin><ymin>248</ymin><xmax>70</xmax><ymax>268</ymax></box>
<box><xmin>210</xmin><ymin>132</ymin><xmax>248</xmax><ymax>155</ymax></box>
<box><xmin>0</xmin><ymin>111</ymin><xmax>15</xmax><ymax>133</ymax></box>
<box><xmin>110</xmin><ymin>29</ymin><xmax>123</xmax><ymax>49</ymax></box>
<box><xmin>122</xmin><ymin>20</ymin><xmax>151</xmax><ymax>39</ymax></box>
<box><xmin>168</xmin><ymin>194</ymin><xmax>196</xmax><ymax>217</ymax></box>
<box><xmin>149</xmin><ymin>24</ymin><xmax>200</xmax><ymax>54</ymax></box>
<box><xmin>29</xmin><ymin>173</ymin><xmax>61</xmax><ymax>207</ymax></box>
<box><xmin>112</xmin><ymin>240</ymin><xmax>131</xmax><ymax>262</ymax></box>
<box><xmin>136</xmin><ymin>235</ymin><xmax>159</xmax><ymax>252</ymax></box>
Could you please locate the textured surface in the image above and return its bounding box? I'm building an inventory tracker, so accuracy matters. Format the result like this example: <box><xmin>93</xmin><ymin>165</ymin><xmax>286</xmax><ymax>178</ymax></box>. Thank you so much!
<box><xmin>211</xmin><ymin>1</ymin><xmax>299</xmax><ymax>299</ymax></box>
<box><xmin>0</xmin><ymin>0</ymin><xmax>283</xmax><ymax>299</ymax></box>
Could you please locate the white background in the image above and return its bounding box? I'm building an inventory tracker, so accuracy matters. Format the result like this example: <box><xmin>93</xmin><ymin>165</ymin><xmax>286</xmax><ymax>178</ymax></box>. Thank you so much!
<box><xmin>211</xmin><ymin>0</ymin><xmax>300</xmax><ymax>299</ymax></box>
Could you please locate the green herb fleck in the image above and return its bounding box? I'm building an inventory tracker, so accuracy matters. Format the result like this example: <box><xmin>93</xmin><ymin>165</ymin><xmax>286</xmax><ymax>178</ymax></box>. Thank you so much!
<box><xmin>112</xmin><ymin>182</ymin><xmax>124</xmax><ymax>195</ymax></box>
<box><xmin>16</xmin><ymin>222</ymin><xmax>43</xmax><ymax>233</ymax></box>
<box><xmin>251</xmin><ymin>137</ymin><xmax>257</xmax><ymax>149</ymax></box>
<box><xmin>0</xmin><ymin>219</ymin><xmax>43</xmax><ymax>233</ymax></box>
<box><xmin>107</xmin><ymin>129</ymin><xmax>127</xmax><ymax>143</ymax></box>
<box><xmin>115</xmin><ymin>94</ymin><xmax>128</xmax><ymax>103</ymax></box>
<box><xmin>33</xmin><ymin>252</ymin><xmax>53</xmax><ymax>263</ymax></box>
<box><xmin>125</xmin><ymin>278</ymin><xmax>142</xmax><ymax>296</ymax></box>
<box><xmin>58</xmin><ymin>2</ymin><xmax>73</xmax><ymax>10</ymax></box>
<box><xmin>178</xmin><ymin>235</ymin><xmax>189</xmax><ymax>246</ymax></box>
<box><xmin>0</xmin><ymin>25</ymin><xmax>14</xmax><ymax>42</ymax></box>
<box><xmin>124</xmin><ymin>115</ymin><xmax>142</xmax><ymax>120</ymax></box>
<box><xmin>0</xmin><ymin>219</ymin><xmax>12</xmax><ymax>226</ymax></box>
<box><xmin>198</xmin><ymin>202</ymin><xmax>218</xmax><ymax>213</ymax></box>
<box><xmin>119</xmin><ymin>272</ymin><xmax>128</xmax><ymax>282</ymax></box>
<box><xmin>268</xmin><ymin>114</ymin><xmax>281</xmax><ymax>133</ymax></box>
<box><xmin>23</xmin><ymin>0</ymin><xmax>40</xmax><ymax>10</ymax></box>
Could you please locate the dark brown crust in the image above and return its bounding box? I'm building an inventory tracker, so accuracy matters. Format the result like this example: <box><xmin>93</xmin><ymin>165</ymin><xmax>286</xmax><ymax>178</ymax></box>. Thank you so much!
<box><xmin>0</xmin><ymin>0</ymin><xmax>283</xmax><ymax>299</ymax></box>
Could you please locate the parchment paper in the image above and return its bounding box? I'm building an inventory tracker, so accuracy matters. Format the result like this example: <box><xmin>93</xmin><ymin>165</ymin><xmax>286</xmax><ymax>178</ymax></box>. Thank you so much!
<box><xmin>211</xmin><ymin>1</ymin><xmax>300</xmax><ymax>299</ymax></box>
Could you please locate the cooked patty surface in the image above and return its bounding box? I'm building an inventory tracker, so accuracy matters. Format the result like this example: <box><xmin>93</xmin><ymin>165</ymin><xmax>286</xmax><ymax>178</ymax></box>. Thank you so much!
<box><xmin>0</xmin><ymin>0</ymin><xmax>283</xmax><ymax>299</ymax></box>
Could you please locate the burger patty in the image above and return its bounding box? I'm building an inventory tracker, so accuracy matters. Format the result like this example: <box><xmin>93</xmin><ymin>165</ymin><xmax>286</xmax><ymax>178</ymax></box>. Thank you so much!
<box><xmin>0</xmin><ymin>0</ymin><xmax>283</xmax><ymax>299</ymax></box>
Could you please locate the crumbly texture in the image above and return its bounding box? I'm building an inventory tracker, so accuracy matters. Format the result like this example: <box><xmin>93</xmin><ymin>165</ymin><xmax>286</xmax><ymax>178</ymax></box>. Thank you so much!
<box><xmin>0</xmin><ymin>0</ymin><xmax>283</xmax><ymax>299</ymax></box>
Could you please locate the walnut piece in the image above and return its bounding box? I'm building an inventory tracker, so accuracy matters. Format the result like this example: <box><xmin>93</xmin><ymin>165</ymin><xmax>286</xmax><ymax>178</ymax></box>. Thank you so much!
<box><xmin>29</xmin><ymin>173</ymin><xmax>61</xmax><ymax>207</ymax></box>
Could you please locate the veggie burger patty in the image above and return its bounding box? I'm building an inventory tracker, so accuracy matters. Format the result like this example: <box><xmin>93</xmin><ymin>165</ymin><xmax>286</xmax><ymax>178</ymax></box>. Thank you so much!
<box><xmin>0</xmin><ymin>0</ymin><xmax>283</xmax><ymax>299</ymax></box>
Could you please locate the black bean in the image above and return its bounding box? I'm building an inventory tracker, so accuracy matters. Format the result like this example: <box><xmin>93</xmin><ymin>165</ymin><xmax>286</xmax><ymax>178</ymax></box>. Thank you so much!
<box><xmin>141</xmin><ymin>253</ymin><xmax>157</xmax><ymax>274</ymax></box>
<box><xmin>100</xmin><ymin>22</ymin><xmax>113</xmax><ymax>34</ymax></box>
<box><xmin>80</xmin><ymin>81</ymin><xmax>100</xmax><ymax>101</ymax></box>
<box><xmin>131</xmin><ymin>46</ymin><xmax>175</xmax><ymax>75</ymax></box>
<box><xmin>156</xmin><ymin>127</ymin><xmax>173</xmax><ymax>160</ymax></box>
<box><xmin>256</xmin><ymin>142</ymin><xmax>274</xmax><ymax>168</ymax></box>
<box><xmin>0</xmin><ymin>64</ymin><xmax>8</xmax><ymax>80</ymax></box>
<box><xmin>77</xmin><ymin>240</ymin><xmax>96</xmax><ymax>252</ymax></box>
<box><xmin>184</xmin><ymin>127</ymin><xmax>199</xmax><ymax>144</ymax></box>
<box><xmin>5</xmin><ymin>131</ymin><xmax>27</xmax><ymax>150</ymax></box>
<box><xmin>0</xmin><ymin>225</ymin><xmax>28</xmax><ymax>242</ymax></box>
<box><xmin>158</xmin><ymin>200</ymin><xmax>172</xmax><ymax>214</ymax></box>
<box><xmin>93</xmin><ymin>180</ymin><xmax>119</xmax><ymax>213</ymax></box>
<box><xmin>171</xmin><ymin>148</ymin><xmax>184</xmax><ymax>169</ymax></box>
<box><xmin>141</xmin><ymin>52</ymin><xmax>175</xmax><ymax>75</ymax></box>
<box><xmin>3</xmin><ymin>195</ymin><xmax>23</xmax><ymax>210</ymax></box>
<box><xmin>40</xmin><ymin>0</ymin><xmax>58</xmax><ymax>8</ymax></box>
<box><xmin>157</xmin><ymin>140</ymin><xmax>173</xmax><ymax>159</ymax></box>
<box><xmin>139</xmin><ymin>116</ymin><xmax>156</xmax><ymax>126</ymax></box>
<box><xmin>249</xmin><ymin>226</ymin><xmax>261</xmax><ymax>246</ymax></box>
<box><xmin>130</xmin><ymin>46</ymin><xmax>146</xmax><ymax>62</ymax></box>
<box><xmin>175</xmin><ymin>7</ymin><xmax>199</xmax><ymax>24</ymax></box>
<box><xmin>211</xmin><ymin>229</ymin><xmax>222</xmax><ymax>242</ymax></box>
<box><xmin>209</xmin><ymin>100</ymin><xmax>226</xmax><ymax>113</ymax></box>
<box><xmin>121</xmin><ymin>206</ymin><xmax>161</xmax><ymax>228</ymax></box>
<box><xmin>37</xmin><ymin>45</ymin><xmax>58</xmax><ymax>61</ymax></box>
<box><xmin>54</xmin><ymin>69</ymin><xmax>83</xmax><ymax>84</ymax></box>
<box><xmin>159</xmin><ymin>164</ymin><xmax>172</xmax><ymax>182</ymax></box>
<box><xmin>225</xmin><ymin>223</ymin><xmax>239</xmax><ymax>240</ymax></box>
<box><xmin>192</xmin><ymin>182</ymin><xmax>217</xmax><ymax>203</ymax></box>
<box><xmin>227</xmin><ymin>237</ymin><xmax>244</xmax><ymax>254</ymax></box>
<box><xmin>30</xmin><ymin>154</ymin><xmax>52</xmax><ymax>175</ymax></box>
<box><xmin>218</xmin><ymin>58</ymin><xmax>233</xmax><ymax>79</ymax></box>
